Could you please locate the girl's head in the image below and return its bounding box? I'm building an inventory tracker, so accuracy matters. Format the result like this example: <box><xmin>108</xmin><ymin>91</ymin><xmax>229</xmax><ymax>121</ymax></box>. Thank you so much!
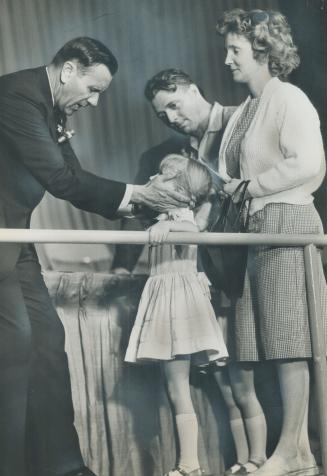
<box><xmin>216</xmin><ymin>9</ymin><xmax>300</xmax><ymax>81</ymax></box>
<box><xmin>158</xmin><ymin>154</ymin><xmax>212</xmax><ymax>208</ymax></box>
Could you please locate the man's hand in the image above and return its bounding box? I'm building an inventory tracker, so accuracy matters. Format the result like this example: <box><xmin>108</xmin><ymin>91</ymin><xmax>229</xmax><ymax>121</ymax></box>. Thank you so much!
<box><xmin>131</xmin><ymin>175</ymin><xmax>190</xmax><ymax>212</ymax></box>
<box><xmin>148</xmin><ymin>221</ymin><xmax>171</xmax><ymax>244</ymax></box>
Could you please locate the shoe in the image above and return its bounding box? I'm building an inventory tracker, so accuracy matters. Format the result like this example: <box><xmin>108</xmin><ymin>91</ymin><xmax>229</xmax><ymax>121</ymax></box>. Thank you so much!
<box><xmin>63</xmin><ymin>467</ymin><xmax>97</xmax><ymax>476</ymax></box>
<box><xmin>236</xmin><ymin>460</ymin><xmax>263</xmax><ymax>474</ymax></box>
<box><xmin>283</xmin><ymin>465</ymin><xmax>321</xmax><ymax>476</ymax></box>
<box><xmin>164</xmin><ymin>467</ymin><xmax>206</xmax><ymax>476</ymax></box>
<box><xmin>224</xmin><ymin>463</ymin><xmax>244</xmax><ymax>475</ymax></box>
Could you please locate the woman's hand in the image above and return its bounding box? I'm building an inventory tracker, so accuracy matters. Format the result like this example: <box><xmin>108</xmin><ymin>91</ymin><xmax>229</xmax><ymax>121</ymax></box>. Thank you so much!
<box><xmin>223</xmin><ymin>178</ymin><xmax>242</xmax><ymax>196</ymax></box>
<box><xmin>223</xmin><ymin>179</ymin><xmax>252</xmax><ymax>202</ymax></box>
<box><xmin>148</xmin><ymin>221</ymin><xmax>171</xmax><ymax>244</ymax></box>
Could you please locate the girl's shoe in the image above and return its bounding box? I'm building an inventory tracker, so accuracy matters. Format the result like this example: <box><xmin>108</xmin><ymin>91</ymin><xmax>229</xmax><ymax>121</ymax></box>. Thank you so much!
<box><xmin>236</xmin><ymin>460</ymin><xmax>264</xmax><ymax>474</ymax></box>
<box><xmin>224</xmin><ymin>463</ymin><xmax>244</xmax><ymax>475</ymax></box>
<box><xmin>164</xmin><ymin>467</ymin><xmax>206</xmax><ymax>476</ymax></box>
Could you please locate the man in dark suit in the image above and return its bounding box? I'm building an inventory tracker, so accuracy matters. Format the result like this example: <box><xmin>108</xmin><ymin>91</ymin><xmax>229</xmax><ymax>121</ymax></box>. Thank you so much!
<box><xmin>0</xmin><ymin>39</ymin><xmax>188</xmax><ymax>476</ymax></box>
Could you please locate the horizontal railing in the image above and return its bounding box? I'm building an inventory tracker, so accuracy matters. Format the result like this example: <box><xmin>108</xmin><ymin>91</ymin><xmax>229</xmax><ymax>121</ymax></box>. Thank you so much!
<box><xmin>0</xmin><ymin>228</ymin><xmax>327</xmax><ymax>474</ymax></box>
<box><xmin>1</xmin><ymin>228</ymin><xmax>327</xmax><ymax>246</ymax></box>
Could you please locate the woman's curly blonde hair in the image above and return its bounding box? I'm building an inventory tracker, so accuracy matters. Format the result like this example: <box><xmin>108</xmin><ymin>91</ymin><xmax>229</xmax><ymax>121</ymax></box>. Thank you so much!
<box><xmin>216</xmin><ymin>9</ymin><xmax>300</xmax><ymax>79</ymax></box>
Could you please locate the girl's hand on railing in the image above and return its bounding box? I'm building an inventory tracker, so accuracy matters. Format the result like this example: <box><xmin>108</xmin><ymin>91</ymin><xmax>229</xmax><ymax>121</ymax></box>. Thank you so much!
<box><xmin>148</xmin><ymin>221</ymin><xmax>171</xmax><ymax>245</ymax></box>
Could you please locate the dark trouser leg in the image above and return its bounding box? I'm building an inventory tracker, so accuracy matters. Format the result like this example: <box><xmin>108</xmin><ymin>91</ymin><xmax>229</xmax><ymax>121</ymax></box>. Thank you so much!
<box><xmin>0</xmin><ymin>269</ymin><xmax>32</xmax><ymax>476</ymax></box>
<box><xmin>16</xmin><ymin>254</ymin><xmax>84</xmax><ymax>476</ymax></box>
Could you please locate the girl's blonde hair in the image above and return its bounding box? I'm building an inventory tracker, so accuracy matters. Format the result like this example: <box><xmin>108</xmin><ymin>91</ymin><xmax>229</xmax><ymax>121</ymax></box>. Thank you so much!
<box><xmin>159</xmin><ymin>154</ymin><xmax>212</xmax><ymax>207</ymax></box>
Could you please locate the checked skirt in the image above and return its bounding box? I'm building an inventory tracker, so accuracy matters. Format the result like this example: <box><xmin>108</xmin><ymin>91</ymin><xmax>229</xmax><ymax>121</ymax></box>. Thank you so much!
<box><xmin>234</xmin><ymin>202</ymin><xmax>327</xmax><ymax>361</ymax></box>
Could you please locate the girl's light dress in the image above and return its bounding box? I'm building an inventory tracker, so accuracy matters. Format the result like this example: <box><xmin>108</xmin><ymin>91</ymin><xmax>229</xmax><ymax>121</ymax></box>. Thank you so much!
<box><xmin>125</xmin><ymin>208</ymin><xmax>228</xmax><ymax>366</ymax></box>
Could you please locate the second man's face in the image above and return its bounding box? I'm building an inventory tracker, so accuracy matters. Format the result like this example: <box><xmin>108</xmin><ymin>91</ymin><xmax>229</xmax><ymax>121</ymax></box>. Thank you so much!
<box><xmin>151</xmin><ymin>85</ymin><xmax>202</xmax><ymax>136</ymax></box>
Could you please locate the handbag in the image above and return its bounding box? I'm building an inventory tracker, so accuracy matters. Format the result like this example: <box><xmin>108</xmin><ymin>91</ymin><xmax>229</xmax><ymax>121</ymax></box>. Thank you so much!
<box><xmin>199</xmin><ymin>180</ymin><xmax>252</xmax><ymax>299</ymax></box>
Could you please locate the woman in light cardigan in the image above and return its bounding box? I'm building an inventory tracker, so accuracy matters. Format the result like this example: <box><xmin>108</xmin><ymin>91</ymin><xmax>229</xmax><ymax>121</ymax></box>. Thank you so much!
<box><xmin>216</xmin><ymin>9</ymin><xmax>327</xmax><ymax>476</ymax></box>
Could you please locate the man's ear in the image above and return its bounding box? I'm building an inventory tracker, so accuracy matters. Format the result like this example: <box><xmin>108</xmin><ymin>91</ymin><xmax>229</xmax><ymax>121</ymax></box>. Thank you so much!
<box><xmin>60</xmin><ymin>61</ymin><xmax>77</xmax><ymax>84</ymax></box>
<box><xmin>189</xmin><ymin>83</ymin><xmax>200</xmax><ymax>96</ymax></box>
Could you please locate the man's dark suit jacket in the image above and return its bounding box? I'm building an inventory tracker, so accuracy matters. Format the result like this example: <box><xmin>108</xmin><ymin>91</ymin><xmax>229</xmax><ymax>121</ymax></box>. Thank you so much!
<box><xmin>0</xmin><ymin>66</ymin><xmax>127</xmax><ymax>273</ymax></box>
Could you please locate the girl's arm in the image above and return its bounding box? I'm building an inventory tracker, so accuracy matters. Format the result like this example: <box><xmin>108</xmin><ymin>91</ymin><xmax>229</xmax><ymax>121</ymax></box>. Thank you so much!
<box><xmin>194</xmin><ymin>201</ymin><xmax>213</xmax><ymax>231</ymax></box>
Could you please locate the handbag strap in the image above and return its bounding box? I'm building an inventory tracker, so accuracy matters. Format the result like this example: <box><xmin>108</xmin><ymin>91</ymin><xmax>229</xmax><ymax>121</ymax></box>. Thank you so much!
<box><xmin>236</xmin><ymin>180</ymin><xmax>253</xmax><ymax>230</ymax></box>
<box><xmin>243</xmin><ymin>197</ymin><xmax>252</xmax><ymax>230</ymax></box>
<box><xmin>233</xmin><ymin>180</ymin><xmax>250</xmax><ymax>209</ymax></box>
<box><xmin>230</xmin><ymin>180</ymin><xmax>251</xmax><ymax>227</ymax></box>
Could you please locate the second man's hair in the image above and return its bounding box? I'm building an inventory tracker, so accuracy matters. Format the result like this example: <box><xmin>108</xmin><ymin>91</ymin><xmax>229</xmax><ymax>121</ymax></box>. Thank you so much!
<box><xmin>145</xmin><ymin>69</ymin><xmax>195</xmax><ymax>101</ymax></box>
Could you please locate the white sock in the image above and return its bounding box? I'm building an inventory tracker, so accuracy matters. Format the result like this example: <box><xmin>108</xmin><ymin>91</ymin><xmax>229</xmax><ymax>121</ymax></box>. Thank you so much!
<box><xmin>230</xmin><ymin>418</ymin><xmax>249</xmax><ymax>464</ymax></box>
<box><xmin>175</xmin><ymin>413</ymin><xmax>200</xmax><ymax>472</ymax></box>
<box><xmin>244</xmin><ymin>414</ymin><xmax>267</xmax><ymax>464</ymax></box>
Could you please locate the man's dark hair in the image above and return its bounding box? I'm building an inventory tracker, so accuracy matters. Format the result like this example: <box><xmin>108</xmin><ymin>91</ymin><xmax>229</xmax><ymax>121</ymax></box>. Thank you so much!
<box><xmin>52</xmin><ymin>37</ymin><xmax>118</xmax><ymax>75</ymax></box>
<box><xmin>144</xmin><ymin>69</ymin><xmax>196</xmax><ymax>101</ymax></box>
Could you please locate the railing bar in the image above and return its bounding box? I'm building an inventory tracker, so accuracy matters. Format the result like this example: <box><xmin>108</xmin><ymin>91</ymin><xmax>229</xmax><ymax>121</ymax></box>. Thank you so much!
<box><xmin>304</xmin><ymin>244</ymin><xmax>327</xmax><ymax>475</ymax></box>
<box><xmin>1</xmin><ymin>229</ymin><xmax>327</xmax><ymax>247</ymax></box>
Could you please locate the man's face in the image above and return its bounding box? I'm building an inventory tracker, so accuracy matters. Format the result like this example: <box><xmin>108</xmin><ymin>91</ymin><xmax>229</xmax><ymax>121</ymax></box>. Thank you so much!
<box><xmin>151</xmin><ymin>85</ymin><xmax>203</xmax><ymax>136</ymax></box>
<box><xmin>58</xmin><ymin>62</ymin><xmax>113</xmax><ymax>115</ymax></box>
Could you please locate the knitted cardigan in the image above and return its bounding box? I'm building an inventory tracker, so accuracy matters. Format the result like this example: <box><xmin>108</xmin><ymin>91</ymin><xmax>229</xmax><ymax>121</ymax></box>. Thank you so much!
<box><xmin>218</xmin><ymin>77</ymin><xmax>326</xmax><ymax>214</ymax></box>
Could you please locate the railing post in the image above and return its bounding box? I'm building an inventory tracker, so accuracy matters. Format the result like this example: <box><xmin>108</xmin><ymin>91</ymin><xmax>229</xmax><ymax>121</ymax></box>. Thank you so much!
<box><xmin>304</xmin><ymin>244</ymin><xmax>327</xmax><ymax>474</ymax></box>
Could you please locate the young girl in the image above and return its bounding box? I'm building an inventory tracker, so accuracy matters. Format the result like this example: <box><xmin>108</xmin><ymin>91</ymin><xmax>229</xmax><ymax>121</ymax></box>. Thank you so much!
<box><xmin>125</xmin><ymin>154</ymin><xmax>228</xmax><ymax>476</ymax></box>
